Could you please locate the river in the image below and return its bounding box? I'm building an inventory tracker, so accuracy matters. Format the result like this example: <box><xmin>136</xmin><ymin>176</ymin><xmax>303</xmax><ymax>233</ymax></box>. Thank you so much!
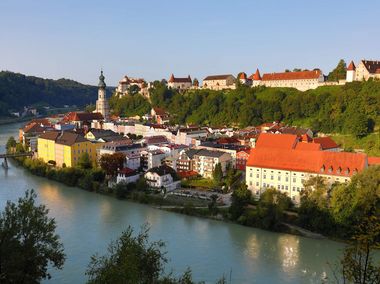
<box><xmin>0</xmin><ymin>122</ymin><xmax>345</xmax><ymax>283</ymax></box>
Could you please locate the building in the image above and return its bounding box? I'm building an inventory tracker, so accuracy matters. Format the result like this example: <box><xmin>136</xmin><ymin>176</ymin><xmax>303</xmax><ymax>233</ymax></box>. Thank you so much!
<box><xmin>116</xmin><ymin>75</ymin><xmax>148</xmax><ymax>97</ymax></box>
<box><xmin>140</xmin><ymin>150</ymin><xmax>166</xmax><ymax>171</ymax></box>
<box><xmin>144</xmin><ymin>165</ymin><xmax>181</xmax><ymax>191</ymax></box>
<box><xmin>116</xmin><ymin>168</ymin><xmax>140</xmax><ymax>184</ymax></box>
<box><xmin>85</xmin><ymin>129</ymin><xmax>129</xmax><ymax>143</ymax></box>
<box><xmin>167</xmin><ymin>74</ymin><xmax>192</xmax><ymax>90</ymax></box>
<box><xmin>94</xmin><ymin>70</ymin><xmax>110</xmax><ymax>120</ymax></box>
<box><xmin>61</xmin><ymin>112</ymin><xmax>104</xmax><ymax>130</ymax></box>
<box><xmin>124</xmin><ymin>153</ymin><xmax>141</xmax><ymax>170</ymax></box>
<box><xmin>192</xmin><ymin>149</ymin><xmax>232</xmax><ymax>178</ymax></box>
<box><xmin>37</xmin><ymin>131</ymin><xmax>99</xmax><ymax>167</ymax></box>
<box><xmin>19</xmin><ymin>119</ymin><xmax>53</xmax><ymax>151</ymax></box>
<box><xmin>249</xmin><ymin>69</ymin><xmax>262</xmax><ymax>87</ymax></box>
<box><xmin>236</xmin><ymin>149</ymin><xmax>250</xmax><ymax>171</ymax></box>
<box><xmin>259</xmin><ymin>69</ymin><xmax>325</xmax><ymax>91</ymax></box>
<box><xmin>202</xmin><ymin>74</ymin><xmax>236</xmax><ymax>90</ymax></box>
<box><xmin>238</xmin><ymin>72</ymin><xmax>251</xmax><ymax>86</ymax></box>
<box><xmin>151</xmin><ymin>107</ymin><xmax>170</xmax><ymax>125</ymax></box>
<box><xmin>246</xmin><ymin>147</ymin><xmax>368</xmax><ymax>203</ymax></box>
<box><xmin>346</xmin><ymin>60</ymin><xmax>380</xmax><ymax>82</ymax></box>
<box><xmin>99</xmin><ymin>140</ymin><xmax>146</xmax><ymax>157</ymax></box>
<box><xmin>313</xmin><ymin>137</ymin><xmax>340</xmax><ymax>152</ymax></box>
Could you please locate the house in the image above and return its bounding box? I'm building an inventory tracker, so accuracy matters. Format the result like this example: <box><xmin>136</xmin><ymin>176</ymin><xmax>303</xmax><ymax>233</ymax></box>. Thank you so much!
<box><xmin>151</xmin><ymin>107</ymin><xmax>170</xmax><ymax>124</ymax></box>
<box><xmin>99</xmin><ymin>140</ymin><xmax>147</xmax><ymax>157</ymax></box>
<box><xmin>246</xmin><ymin>134</ymin><xmax>368</xmax><ymax>203</ymax></box>
<box><xmin>313</xmin><ymin>137</ymin><xmax>340</xmax><ymax>152</ymax></box>
<box><xmin>144</xmin><ymin>165</ymin><xmax>181</xmax><ymax>191</ymax></box>
<box><xmin>346</xmin><ymin>60</ymin><xmax>380</xmax><ymax>82</ymax></box>
<box><xmin>202</xmin><ymin>74</ymin><xmax>236</xmax><ymax>90</ymax></box>
<box><xmin>236</xmin><ymin>149</ymin><xmax>251</xmax><ymax>171</ymax></box>
<box><xmin>116</xmin><ymin>75</ymin><xmax>148</xmax><ymax>97</ymax></box>
<box><xmin>19</xmin><ymin>119</ymin><xmax>54</xmax><ymax>151</ymax></box>
<box><xmin>176</xmin><ymin>149</ymin><xmax>199</xmax><ymax>172</ymax></box>
<box><xmin>37</xmin><ymin>131</ymin><xmax>99</xmax><ymax>167</ymax></box>
<box><xmin>140</xmin><ymin>150</ymin><xmax>166</xmax><ymax>171</ymax></box>
<box><xmin>61</xmin><ymin>112</ymin><xmax>104</xmax><ymax>130</ymax></box>
<box><xmin>124</xmin><ymin>153</ymin><xmax>141</xmax><ymax>170</ymax></box>
<box><xmin>238</xmin><ymin>72</ymin><xmax>251</xmax><ymax>86</ymax></box>
<box><xmin>192</xmin><ymin>149</ymin><xmax>232</xmax><ymax>178</ymax></box>
<box><xmin>249</xmin><ymin>69</ymin><xmax>262</xmax><ymax>87</ymax></box>
<box><xmin>144</xmin><ymin>135</ymin><xmax>169</xmax><ymax>146</ymax></box>
<box><xmin>85</xmin><ymin>129</ymin><xmax>129</xmax><ymax>143</ymax></box>
<box><xmin>197</xmin><ymin>141</ymin><xmax>248</xmax><ymax>167</ymax></box>
<box><xmin>257</xmin><ymin>69</ymin><xmax>325</xmax><ymax>91</ymax></box>
<box><xmin>175</xmin><ymin>128</ymin><xmax>209</xmax><ymax>146</ymax></box>
<box><xmin>167</xmin><ymin>74</ymin><xmax>192</xmax><ymax>90</ymax></box>
<box><xmin>116</xmin><ymin>168</ymin><xmax>140</xmax><ymax>184</ymax></box>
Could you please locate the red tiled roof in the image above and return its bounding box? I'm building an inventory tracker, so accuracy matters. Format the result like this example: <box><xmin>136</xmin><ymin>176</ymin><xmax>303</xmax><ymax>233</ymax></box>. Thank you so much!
<box><xmin>313</xmin><ymin>137</ymin><xmax>339</xmax><ymax>150</ymax></box>
<box><xmin>144</xmin><ymin>135</ymin><xmax>168</xmax><ymax>145</ymax></box>
<box><xmin>23</xmin><ymin>122</ymin><xmax>46</xmax><ymax>134</ymax></box>
<box><xmin>249</xmin><ymin>69</ymin><xmax>262</xmax><ymax>81</ymax></box>
<box><xmin>152</xmin><ymin>107</ymin><xmax>167</xmax><ymax>116</ymax></box>
<box><xmin>217</xmin><ymin>137</ymin><xmax>240</xmax><ymax>144</ymax></box>
<box><xmin>247</xmin><ymin>148</ymin><xmax>367</xmax><ymax>177</ymax></box>
<box><xmin>295</xmin><ymin>142</ymin><xmax>321</xmax><ymax>151</ymax></box>
<box><xmin>204</xmin><ymin>74</ymin><xmax>234</xmax><ymax>81</ymax></box>
<box><xmin>62</xmin><ymin>112</ymin><xmax>104</xmax><ymax>122</ymax></box>
<box><xmin>178</xmin><ymin>170</ymin><xmax>198</xmax><ymax>178</ymax></box>
<box><xmin>256</xmin><ymin>133</ymin><xmax>298</xmax><ymax>150</ymax></box>
<box><xmin>239</xmin><ymin>72</ymin><xmax>247</xmax><ymax>80</ymax></box>
<box><xmin>262</xmin><ymin>70</ymin><xmax>321</xmax><ymax>81</ymax></box>
<box><xmin>118</xmin><ymin>167</ymin><xmax>137</xmax><ymax>176</ymax></box>
<box><xmin>368</xmin><ymin>157</ymin><xmax>380</xmax><ymax>166</ymax></box>
<box><xmin>347</xmin><ymin>61</ymin><xmax>356</xmax><ymax>71</ymax></box>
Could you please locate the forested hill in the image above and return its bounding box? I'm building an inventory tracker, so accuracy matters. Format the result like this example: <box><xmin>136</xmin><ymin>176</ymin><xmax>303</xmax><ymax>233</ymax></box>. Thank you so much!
<box><xmin>0</xmin><ymin>71</ymin><xmax>113</xmax><ymax>116</ymax></box>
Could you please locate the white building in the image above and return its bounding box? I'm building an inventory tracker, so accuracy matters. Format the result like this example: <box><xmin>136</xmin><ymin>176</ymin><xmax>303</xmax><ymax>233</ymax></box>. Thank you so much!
<box><xmin>167</xmin><ymin>74</ymin><xmax>192</xmax><ymax>90</ymax></box>
<box><xmin>346</xmin><ymin>60</ymin><xmax>380</xmax><ymax>82</ymax></box>
<box><xmin>116</xmin><ymin>168</ymin><xmax>140</xmax><ymax>184</ymax></box>
<box><xmin>192</xmin><ymin>149</ymin><xmax>232</xmax><ymax>178</ymax></box>
<box><xmin>116</xmin><ymin>75</ymin><xmax>149</xmax><ymax>97</ymax></box>
<box><xmin>202</xmin><ymin>74</ymin><xmax>236</xmax><ymax>90</ymax></box>
<box><xmin>94</xmin><ymin>70</ymin><xmax>110</xmax><ymax>120</ymax></box>
<box><xmin>125</xmin><ymin>153</ymin><xmax>141</xmax><ymax>170</ymax></box>
<box><xmin>140</xmin><ymin>150</ymin><xmax>166</xmax><ymax>171</ymax></box>
<box><xmin>144</xmin><ymin>165</ymin><xmax>181</xmax><ymax>191</ymax></box>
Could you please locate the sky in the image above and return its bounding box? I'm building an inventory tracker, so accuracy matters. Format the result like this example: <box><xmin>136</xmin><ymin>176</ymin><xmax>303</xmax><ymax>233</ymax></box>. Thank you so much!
<box><xmin>0</xmin><ymin>0</ymin><xmax>379</xmax><ymax>86</ymax></box>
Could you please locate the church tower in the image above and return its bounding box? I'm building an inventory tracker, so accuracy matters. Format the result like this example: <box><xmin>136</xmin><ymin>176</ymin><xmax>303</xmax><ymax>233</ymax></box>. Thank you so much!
<box><xmin>346</xmin><ymin>61</ymin><xmax>356</xmax><ymax>82</ymax></box>
<box><xmin>95</xmin><ymin>70</ymin><xmax>110</xmax><ymax>120</ymax></box>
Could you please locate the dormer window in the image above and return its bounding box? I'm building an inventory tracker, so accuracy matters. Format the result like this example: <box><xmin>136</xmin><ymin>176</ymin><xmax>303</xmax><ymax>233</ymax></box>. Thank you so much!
<box><xmin>337</xmin><ymin>167</ymin><xmax>342</xmax><ymax>174</ymax></box>
<box><xmin>345</xmin><ymin>168</ymin><xmax>350</xmax><ymax>175</ymax></box>
<box><xmin>353</xmin><ymin>168</ymin><xmax>358</xmax><ymax>174</ymax></box>
<box><xmin>328</xmin><ymin>166</ymin><xmax>333</xmax><ymax>173</ymax></box>
<box><xmin>320</xmin><ymin>165</ymin><xmax>325</xmax><ymax>173</ymax></box>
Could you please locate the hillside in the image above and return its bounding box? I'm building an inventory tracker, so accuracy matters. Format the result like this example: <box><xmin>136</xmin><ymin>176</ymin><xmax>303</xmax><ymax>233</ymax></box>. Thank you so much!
<box><xmin>0</xmin><ymin>71</ymin><xmax>113</xmax><ymax>117</ymax></box>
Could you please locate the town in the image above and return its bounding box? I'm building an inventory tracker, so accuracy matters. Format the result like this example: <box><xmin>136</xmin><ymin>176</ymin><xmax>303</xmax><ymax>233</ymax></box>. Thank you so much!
<box><xmin>11</xmin><ymin>60</ymin><xmax>380</xmax><ymax>207</ymax></box>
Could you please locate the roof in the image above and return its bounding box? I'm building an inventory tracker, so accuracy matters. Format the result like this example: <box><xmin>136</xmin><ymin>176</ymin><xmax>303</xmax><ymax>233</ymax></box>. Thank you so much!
<box><xmin>168</xmin><ymin>74</ymin><xmax>192</xmax><ymax>83</ymax></box>
<box><xmin>152</xmin><ymin>107</ymin><xmax>167</xmax><ymax>116</ymax></box>
<box><xmin>247</xmin><ymin>148</ymin><xmax>367</xmax><ymax>177</ymax></box>
<box><xmin>147</xmin><ymin>165</ymin><xmax>177</xmax><ymax>178</ymax></box>
<box><xmin>313</xmin><ymin>137</ymin><xmax>339</xmax><ymax>150</ymax></box>
<box><xmin>347</xmin><ymin>61</ymin><xmax>356</xmax><ymax>71</ymax></box>
<box><xmin>178</xmin><ymin>171</ymin><xmax>198</xmax><ymax>178</ymax></box>
<box><xmin>256</xmin><ymin>133</ymin><xmax>298</xmax><ymax>150</ymax></box>
<box><xmin>217</xmin><ymin>137</ymin><xmax>240</xmax><ymax>144</ymax></box>
<box><xmin>361</xmin><ymin>60</ymin><xmax>380</xmax><ymax>74</ymax></box>
<box><xmin>249</xmin><ymin>69</ymin><xmax>262</xmax><ymax>81</ymax></box>
<box><xmin>194</xmin><ymin>149</ymin><xmax>227</xmax><ymax>158</ymax></box>
<box><xmin>22</xmin><ymin>122</ymin><xmax>46</xmax><ymax>134</ymax></box>
<box><xmin>239</xmin><ymin>72</ymin><xmax>247</xmax><ymax>80</ymax></box>
<box><xmin>368</xmin><ymin>157</ymin><xmax>380</xmax><ymax>166</ymax></box>
<box><xmin>118</xmin><ymin>167</ymin><xmax>138</xmax><ymax>177</ymax></box>
<box><xmin>262</xmin><ymin>70</ymin><xmax>322</xmax><ymax>81</ymax></box>
<box><xmin>39</xmin><ymin>131</ymin><xmax>60</xmax><ymax>141</ymax></box>
<box><xmin>144</xmin><ymin>135</ymin><xmax>168</xmax><ymax>145</ymax></box>
<box><xmin>203</xmin><ymin>74</ymin><xmax>234</xmax><ymax>81</ymax></box>
<box><xmin>62</xmin><ymin>112</ymin><xmax>104</xmax><ymax>122</ymax></box>
<box><xmin>183</xmin><ymin>149</ymin><xmax>200</xmax><ymax>159</ymax></box>
<box><xmin>295</xmin><ymin>142</ymin><xmax>321</xmax><ymax>151</ymax></box>
<box><xmin>56</xmin><ymin>132</ymin><xmax>88</xmax><ymax>146</ymax></box>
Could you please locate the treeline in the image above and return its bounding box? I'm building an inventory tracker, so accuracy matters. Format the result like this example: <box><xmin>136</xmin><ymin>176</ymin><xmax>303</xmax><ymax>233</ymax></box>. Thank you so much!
<box><xmin>0</xmin><ymin>71</ymin><xmax>112</xmax><ymax>117</ymax></box>
<box><xmin>148</xmin><ymin>80</ymin><xmax>380</xmax><ymax>137</ymax></box>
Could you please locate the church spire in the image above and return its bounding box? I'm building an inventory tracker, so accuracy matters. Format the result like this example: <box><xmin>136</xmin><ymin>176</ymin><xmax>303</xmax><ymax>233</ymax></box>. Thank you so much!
<box><xmin>98</xmin><ymin>70</ymin><xmax>106</xmax><ymax>88</ymax></box>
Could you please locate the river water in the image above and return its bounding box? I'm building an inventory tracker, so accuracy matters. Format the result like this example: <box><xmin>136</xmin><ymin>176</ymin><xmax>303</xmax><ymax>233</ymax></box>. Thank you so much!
<box><xmin>0</xmin><ymin>122</ymin><xmax>345</xmax><ymax>283</ymax></box>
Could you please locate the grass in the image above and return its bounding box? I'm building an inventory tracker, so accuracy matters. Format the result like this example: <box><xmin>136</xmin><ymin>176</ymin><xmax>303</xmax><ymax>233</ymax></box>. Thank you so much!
<box><xmin>331</xmin><ymin>132</ymin><xmax>380</xmax><ymax>156</ymax></box>
<box><xmin>181</xmin><ymin>178</ymin><xmax>217</xmax><ymax>190</ymax></box>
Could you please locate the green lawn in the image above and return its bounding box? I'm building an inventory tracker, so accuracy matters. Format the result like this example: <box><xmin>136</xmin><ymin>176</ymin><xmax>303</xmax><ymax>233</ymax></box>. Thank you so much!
<box><xmin>181</xmin><ymin>178</ymin><xmax>217</xmax><ymax>190</ymax></box>
<box><xmin>331</xmin><ymin>132</ymin><xmax>380</xmax><ymax>157</ymax></box>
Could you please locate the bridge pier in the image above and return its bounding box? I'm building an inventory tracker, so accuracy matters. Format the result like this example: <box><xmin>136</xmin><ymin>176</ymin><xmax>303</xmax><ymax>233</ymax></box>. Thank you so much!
<box><xmin>2</xmin><ymin>157</ymin><xmax>9</xmax><ymax>170</ymax></box>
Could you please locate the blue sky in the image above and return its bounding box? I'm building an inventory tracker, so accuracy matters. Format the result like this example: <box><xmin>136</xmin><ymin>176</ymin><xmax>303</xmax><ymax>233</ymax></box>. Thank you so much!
<box><xmin>0</xmin><ymin>0</ymin><xmax>379</xmax><ymax>86</ymax></box>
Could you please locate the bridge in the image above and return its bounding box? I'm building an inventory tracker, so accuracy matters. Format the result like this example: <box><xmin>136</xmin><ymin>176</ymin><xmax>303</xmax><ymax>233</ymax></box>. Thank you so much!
<box><xmin>0</xmin><ymin>152</ymin><xmax>33</xmax><ymax>169</ymax></box>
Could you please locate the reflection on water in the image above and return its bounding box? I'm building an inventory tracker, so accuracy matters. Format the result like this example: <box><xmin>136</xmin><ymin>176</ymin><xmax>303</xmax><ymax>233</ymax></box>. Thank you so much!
<box><xmin>278</xmin><ymin>235</ymin><xmax>299</xmax><ymax>273</ymax></box>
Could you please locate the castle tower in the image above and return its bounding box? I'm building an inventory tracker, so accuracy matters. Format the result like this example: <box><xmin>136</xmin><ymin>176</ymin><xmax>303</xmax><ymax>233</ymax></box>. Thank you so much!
<box><xmin>346</xmin><ymin>61</ymin><xmax>356</xmax><ymax>82</ymax></box>
<box><xmin>95</xmin><ymin>70</ymin><xmax>110</xmax><ymax>120</ymax></box>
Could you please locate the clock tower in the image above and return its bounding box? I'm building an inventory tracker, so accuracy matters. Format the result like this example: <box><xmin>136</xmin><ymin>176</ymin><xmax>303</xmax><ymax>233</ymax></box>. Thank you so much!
<box><xmin>95</xmin><ymin>70</ymin><xmax>110</xmax><ymax>120</ymax></box>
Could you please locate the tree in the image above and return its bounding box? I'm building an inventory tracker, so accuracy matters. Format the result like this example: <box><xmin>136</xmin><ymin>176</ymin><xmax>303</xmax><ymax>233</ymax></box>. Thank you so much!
<box><xmin>77</xmin><ymin>152</ymin><xmax>92</xmax><ymax>169</ymax></box>
<box><xmin>333</xmin><ymin>216</ymin><xmax>380</xmax><ymax>284</ymax></box>
<box><xmin>99</xmin><ymin>153</ymin><xmax>125</xmax><ymax>177</ymax></box>
<box><xmin>345</xmin><ymin>111</ymin><xmax>369</xmax><ymax>138</ymax></box>
<box><xmin>5</xmin><ymin>136</ymin><xmax>17</xmax><ymax>153</ymax></box>
<box><xmin>212</xmin><ymin>163</ymin><xmax>223</xmax><ymax>184</ymax></box>
<box><xmin>86</xmin><ymin>225</ymin><xmax>216</xmax><ymax>284</ymax></box>
<box><xmin>0</xmin><ymin>190</ymin><xmax>65</xmax><ymax>283</ymax></box>
<box><xmin>328</xmin><ymin>59</ymin><xmax>347</xmax><ymax>82</ymax></box>
<box><xmin>229</xmin><ymin>183</ymin><xmax>252</xmax><ymax>220</ymax></box>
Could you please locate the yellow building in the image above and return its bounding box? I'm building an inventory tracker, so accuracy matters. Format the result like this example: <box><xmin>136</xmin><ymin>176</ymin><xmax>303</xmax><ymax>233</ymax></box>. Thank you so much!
<box><xmin>38</xmin><ymin>131</ymin><xmax>100</xmax><ymax>167</ymax></box>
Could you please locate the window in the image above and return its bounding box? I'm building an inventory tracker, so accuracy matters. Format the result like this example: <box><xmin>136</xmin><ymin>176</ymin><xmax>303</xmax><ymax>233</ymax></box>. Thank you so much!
<box><xmin>278</xmin><ymin>176</ymin><xmax>281</xmax><ymax>181</ymax></box>
<box><xmin>292</xmin><ymin>187</ymin><xmax>295</xmax><ymax>191</ymax></box>
<box><xmin>256</xmin><ymin>182</ymin><xmax>259</xmax><ymax>186</ymax></box>
<box><xmin>281</xmin><ymin>185</ymin><xmax>284</xmax><ymax>190</ymax></box>
<box><xmin>256</xmin><ymin>174</ymin><xmax>259</xmax><ymax>178</ymax></box>
<box><xmin>285</xmin><ymin>186</ymin><xmax>288</xmax><ymax>190</ymax></box>
<box><xmin>286</xmin><ymin>177</ymin><xmax>289</xmax><ymax>182</ymax></box>
<box><xmin>293</xmin><ymin>178</ymin><xmax>296</xmax><ymax>182</ymax></box>
<box><xmin>249</xmin><ymin>181</ymin><xmax>252</xmax><ymax>185</ymax></box>
<box><xmin>263</xmin><ymin>183</ymin><xmax>266</xmax><ymax>187</ymax></box>
<box><xmin>278</xmin><ymin>185</ymin><xmax>280</xmax><ymax>189</ymax></box>
<box><xmin>263</xmin><ymin>175</ymin><xmax>266</xmax><ymax>179</ymax></box>
<box><xmin>250</xmin><ymin>173</ymin><xmax>252</xmax><ymax>177</ymax></box>
<box><xmin>270</xmin><ymin>176</ymin><xmax>274</xmax><ymax>180</ymax></box>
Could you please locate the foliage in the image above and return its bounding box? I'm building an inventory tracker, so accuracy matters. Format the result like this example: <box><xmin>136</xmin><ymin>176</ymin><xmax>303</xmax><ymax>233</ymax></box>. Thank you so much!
<box><xmin>212</xmin><ymin>163</ymin><xmax>223</xmax><ymax>184</ymax></box>
<box><xmin>0</xmin><ymin>190</ymin><xmax>65</xmax><ymax>283</ymax></box>
<box><xmin>86</xmin><ymin>225</ymin><xmax>217</xmax><ymax>284</ymax></box>
<box><xmin>99</xmin><ymin>153</ymin><xmax>125</xmax><ymax>177</ymax></box>
<box><xmin>0</xmin><ymin>71</ymin><xmax>112</xmax><ymax>116</ymax></box>
<box><xmin>77</xmin><ymin>152</ymin><xmax>92</xmax><ymax>169</ymax></box>
<box><xmin>229</xmin><ymin>183</ymin><xmax>252</xmax><ymax>220</ymax></box>
<box><xmin>5</xmin><ymin>136</ymin><xmax>17</xmax><ymax>152</ymax></box>
<box><xmin>327</xmin><ymin>59</ymin><xmax>347</xmax><ymax>82</ymax></box>
<box><xmin>109</xmin><ymin>92</ymin><xmax>150</xmax><ymax>117</ymax></box>
<box><xmin>333</xmin><ymin>216</ymin><xmax>380</xmax><ymax>284</ymax></box>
